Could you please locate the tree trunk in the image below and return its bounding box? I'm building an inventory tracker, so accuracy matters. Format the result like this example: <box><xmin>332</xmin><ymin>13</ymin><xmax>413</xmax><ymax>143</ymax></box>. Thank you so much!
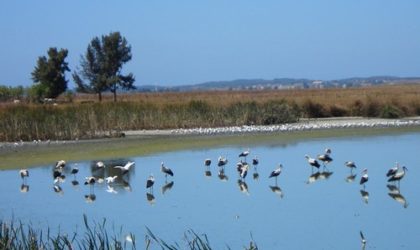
<box><xmin>113</xmin><ymin>90</ymin><xmax>117</xmax><ymax>102</ymax></box>
<box><xmin>98</xmin><ymin>92</ymin><xmax>102</xmax><ymax>102</ymax></box>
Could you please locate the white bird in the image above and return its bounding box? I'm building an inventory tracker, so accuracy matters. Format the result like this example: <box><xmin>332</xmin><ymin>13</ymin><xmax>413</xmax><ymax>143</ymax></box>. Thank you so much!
<box><xmin>360</xmin><ymin>169</ymin><xmax>369</xmax><ymax>188</ymax></box>
<box><xmin>386</xmin><ymin>163</ymin><xmax>399</xmax><ymax>177</ymax></box>
<box><xmin>388</xmin><ymin>166</ymin><xmax>408</xmax><ymax>183</ymax></box>
<box><xmin>360</xmin><ymin>231</ymin><xmax>367</xmax><ymax>248</ymax></box>
<box><xmin>96</xmin><ymin>161</ymin><xmax>106</xmax><ymax>168</ymax></box>
<box><xmin>317</xmin><ymin>148</ymin><xmax>333</xmax><ymax>165</ymax></box>
<box><xmin>146</xmin><ymin>174</ymin><xmax>155</xmax><ymax>190</ymax></box>
<box><xmin>345</xmin><ymin>161</ymin><xmax>357</xmax><ymax>171</ymax></box>
<box><xmin>239</xmin><ymin>163</ymin><xmax>249</xmax><ymax>180</ymax></box>
<box><xmin>19</xmin><ymin>169</ymin><xmax>29</xmax><ymax>180</ymax></box>
<box><xmin>269</xmin><ymin>164</ymin><xmax>283</xmax><ymax>179</ymax></box>
<box><xmin>55</xmin><ymin>160</ymin><xmax>66</xmax><ymax>169</ymax></box>
<box><xmin>239</xmin><ymin>148</ymin><xmax>250</xmax><ymax>159</ymax></box>
<box><xmin>160</xmin><ymin>162</ymin><xmax>174</xmax><ymax>177</ymax></box>
<box><xmin>217</xmin><ymin>156</ymin><xmax>228</xmax><ymax>167</ymax></box>
<box><xmin>114</xmin><ymin>161</ymin><xmax>135</xmax><ymax>175</ymax></box>
<box><xmin>105</xmin><ymin>175</ymin><xmax>118</xmax><ymax>184</ymax></box>
<box><xmin>305</xmin><ymin>155</ymin><xmax>320</xmax><ymax>169</ymax></box>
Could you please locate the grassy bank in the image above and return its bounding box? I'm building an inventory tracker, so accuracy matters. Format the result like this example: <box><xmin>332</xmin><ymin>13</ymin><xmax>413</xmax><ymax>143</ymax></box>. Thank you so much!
<box><xmin>2</xmin><ymin>126</ymin><xmax>420</xmax><ymax>170</ymax></box>
<box><xmin>1</xmin><ymin>84</ymin><xmax>420</xmax><ymax>142</ymax></box>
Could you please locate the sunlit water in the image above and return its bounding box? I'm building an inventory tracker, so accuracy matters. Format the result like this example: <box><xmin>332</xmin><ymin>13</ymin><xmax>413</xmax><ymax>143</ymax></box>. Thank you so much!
<box><xmin>1</xmin><ymin>132</ymin><xmax>420</xmax><ymax>249</ymax></box>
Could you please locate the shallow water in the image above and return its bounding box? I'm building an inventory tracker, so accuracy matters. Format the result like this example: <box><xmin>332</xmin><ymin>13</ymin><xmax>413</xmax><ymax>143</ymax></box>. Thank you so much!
<box><xmin>1</xmin><ymin>132</ymin><xmax>420</xmax><ymax>249</ymax></box>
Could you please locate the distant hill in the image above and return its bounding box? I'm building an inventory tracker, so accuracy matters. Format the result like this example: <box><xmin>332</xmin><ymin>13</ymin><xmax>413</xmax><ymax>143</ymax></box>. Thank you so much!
<box><xmin>135</xmin><ymin>76</ymin><xmax>420</xmax><ymax>92</ymax></box>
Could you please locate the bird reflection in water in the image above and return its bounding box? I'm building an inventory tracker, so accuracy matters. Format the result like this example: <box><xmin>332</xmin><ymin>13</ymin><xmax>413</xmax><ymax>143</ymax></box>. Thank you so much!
<box><xmin>218</xmin><ymin>168</ymin><xmax>229</xmax><ymax>181</ymax></box>
<box><xmin>161</xmin><ymin>181</ymin><xmax>174</xmax><ymax>195</ymax></box>
<box><xmin>20</xmin><ymin>184</ymin><xmax>29</xmax><ymax>193</ymax></box>
<box><xmin>146</xmin><ymin>193</ymin><xmax>155</xmax><ymax>205</ymax></box>
<box><xmin>345</xmin><ymin>173</ymin><xmax>357</xmax><ymax>183</ymax></box>
<box><xmin>387</xmin><ymin>184</ymin><xmax>408</xmax><ymax>208</ymax></box>
<box><xmin>205</xmin><ymin>170</ymin><xmax>212</xmax><ymax>177</ymax></box>
<box><xmin>306</xmin><ymin>170</ymin><xmax>333</xmax><ymax>184</ymax></box>
<box><xmin>360</xmin><ymin>189</ymin><xmax>369</xmax><ymax>204</ymax></box>
<box><xmin>269</xmin><ymin>185</ymin><xmax>284</xmax><ymax>198</ymax></box>
<box><xmin>53</xmin><ymin>185</ymin><xmax>63</xmax><ymax>195</ymax></box>
<box><xmin>84</xmin><ymin>194</ymin><xmax>96</xmax><ymax>203</ymax></box>
<box><xmin>204</xmin><ymin>159</ymin><xmax>212</xmax><ymax>177</ymax></box>
<box><xmin>237</xmin><ymin>179</ymin><xmax>249</xmax><ymax>195</ymax></box>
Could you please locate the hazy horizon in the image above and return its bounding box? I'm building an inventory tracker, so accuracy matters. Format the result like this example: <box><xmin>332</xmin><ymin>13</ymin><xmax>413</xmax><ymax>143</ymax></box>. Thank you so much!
<box><xmin>1</xmin><ymin>1</ymin><xmax>419</xmax><ymax>88</ymax></box>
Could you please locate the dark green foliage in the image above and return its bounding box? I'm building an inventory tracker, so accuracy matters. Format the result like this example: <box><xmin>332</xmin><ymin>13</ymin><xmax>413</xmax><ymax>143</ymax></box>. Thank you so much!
<box><xmin>302</xmin><ymin>100</ymin><xmax>328</xmax><ymax>118</ymax></box>
<box><xmin>73</xmin><ymin>32</ymin><xmax>135</xmax><ymax>102</ymax></box>
<box><xmin>31</xmin><ymin>47</ymin><xmax>69</xmax><ymax>99</ymax></box>
<box><xmin>261</xmin><ymin>100</ymin><xmax>300</xmax><ymax>125</ymax></box>
<box><xmin>380</xmin><ymin>105</ymin><xmax>402</xmax><ymax>119</ymax></box>
<box><xmin>351</xmin><ymin>100</ymin><xmax>364</xmax><ymax>116</ymax></box>
<box><xmin>364</xmin><ymin>98</ymin><xmax>381</xmax><ymax>117</ymax></box>
<box><xmin>0</xmin><ymin>85</ymin><xmax>24</xmax><ymax>102</ymax></box>
<box><xmin>329</xmin><ymin>105</ymin><xmax>348</xmax><ymax>117</ymax></box>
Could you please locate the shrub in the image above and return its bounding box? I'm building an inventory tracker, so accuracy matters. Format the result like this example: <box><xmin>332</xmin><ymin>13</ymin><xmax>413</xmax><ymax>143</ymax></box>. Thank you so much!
<box><xmin>380</xmin><ymin>105</ymin><xmax>402</xmax><ymax>119</ymax></box>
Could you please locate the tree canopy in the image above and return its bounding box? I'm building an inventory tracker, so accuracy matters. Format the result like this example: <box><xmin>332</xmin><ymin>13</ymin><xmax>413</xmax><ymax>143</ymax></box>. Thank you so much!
<box><xmin>73</xmin><ymin>32</ymin><xmax>135</xmax><ymax>101</ymax></box>
<box><xmin>31</xmin><ymin>47</ymin><xmax>70</xmax><ymax>99</ymax></box>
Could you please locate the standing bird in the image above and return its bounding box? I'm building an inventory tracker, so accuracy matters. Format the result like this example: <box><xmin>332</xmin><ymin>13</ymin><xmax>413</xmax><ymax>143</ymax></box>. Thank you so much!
<box><xmin>96</xmin><ymin>161</ymin><xmax>106</xmax><ymax>169</ymax></box>
<box><xmin>204</xmin><ymin>158</ymin><xmax>212</xmax><ymax>167</ymax></box>
<box><xmin>386</xmin><ymin>163</ymin><xmax>399</xmax><ymax>177</ymax></box>
<box><xmin>217</xmin><ymin>156</ymin><xmax>228</xmax><ymax>167</ymax></box>
<box><xmin>146</xmin><ymin>174</ymin><xmax>155</xmax><ymax>191</ymax></box>
<box><xmin>344</xmin><ymin>161</ymin><xmax>357</xmax><ymax>172</ymax></box>
<box><xmin>317</xmin><ymin>148</ymin><xmax>333</xmax><ymax>167</ymax></box>
<box><xmin>238</xmin><ymin>148</ymin><xmax>250</xmax><ymax>160</ymax></box>
<box><xmin>114</xmin><ymin>161</ymin><xmax>135</xmax><ymax>175</ymax></box>
<box><xmin>239</xmin><ymin>163</ymin><xmax>249</xmax><ymax>180</ymax></box>
<box><xmin>252</xmin><ymin>156</ymin><xmax>259</xmax><ymax>166</ymax></box>
<box><xmin>71</xmin><ymin>167</ymin><xmax>79</xmax><ymax>176</ymax></box>
<box><xmin>305</xmin><ymin>155</ymin><xmax>320</xmax><ymax>169</ymax></box>
<box><xmin>388</xmin><ymin>166</ymin><xmax>408</xmax><ymax>185</ymax></box>
<box><xmin>160</xmin><ymin>162</ymin><xmax>174</xmax><ymax>178</ymax></box>
<box><xmin>19</xmin><ymin>169</ymin><xmax>29</xmax><ymax>181</ymax></box>
<box><xmin>269</xmin><ymin>164</ymin><xmax>283</xmax><ymax>185</ymax></box>
<box><xmin>55</xmin><ymin>160</ymin><xmax>66</xmax><ymax>169</ymax></box>
<box><xmin>360</xmin><ymin>169</ymin><xmax>369</xmax><ymax>189</ymax></box>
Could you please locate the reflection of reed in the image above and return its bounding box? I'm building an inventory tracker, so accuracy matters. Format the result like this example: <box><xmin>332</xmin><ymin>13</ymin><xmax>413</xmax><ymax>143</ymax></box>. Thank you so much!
<box><xmin>269</xmin><ymin>185</ymin><xmax>284</xmax><ymax>198</ymax></box>
<box><xmin>360</xmin><ymin>189</ymin><xmax>369</xmax><ymax>204</ymax></box>
<box><xmin>387</xmin><ymin>184</ymin><xmax>408</xmax><ymax>208</ymax></box>
<box><xmin>161</xmin><ymin>181</ymin><xmax>174</xmax><ymax>195</ymax></box>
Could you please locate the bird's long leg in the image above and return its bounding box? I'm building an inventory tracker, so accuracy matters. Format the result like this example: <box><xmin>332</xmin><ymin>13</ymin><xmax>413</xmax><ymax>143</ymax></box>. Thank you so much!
<box><xmin>275</xmin><ymin>176</ymin><xmax>278</xmax><ymax>186</ymax></box>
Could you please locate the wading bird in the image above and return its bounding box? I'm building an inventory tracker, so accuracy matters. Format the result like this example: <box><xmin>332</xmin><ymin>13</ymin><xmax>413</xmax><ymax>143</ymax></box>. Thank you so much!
<box><xmin>252</xmin><ymin>156</ymin><xmax>259</xmax><ymax>166</ymax></box>
<box><xmin>305</xmin><ymin>155</ymin><xmax>321</xmax><ymax>169</ymax></box>
<box><xmin>239</xmin><ymin>163</ymin><xmax>249</xmax><ymax>180</ymax></box>
<box><xmin>388</xmin><ymin>166</ymin><xmax>408</xmax><ymax>185</ymax></box>
<box><xmin>114</xmin><ymin>161</ymin><xmax>135</xmax><ymax>175</ymax></box>
<box><xmin>146</xmin><ymin>174</ymin><xmax>155</xmax><ymax>191</ymax></box>
<box><xmin>160</xmin><ymin>162</ymin><xmax>174</xmax><ymax>178</ymax></box>
<box><xmin>386</xmin><ymin>163</ymin><xmax>399</xmax><ymax>177</ymax></box>
<box><xmin>204</xmin><ymin>158</ymin><xmax>212</xmax><ymax>166</ymax></box>
<box><xmin>96</xmin><ymin>161</ymin><xmax>106</xmax><ymax>169</ymax></box>
<box><xmin>344</xmin><ymin>161</ymin><xmax>357</xmax><ymax>172</ymax></box>
<box><xmin>360</xmin><ymin>231</ymin><xmax>366</xmax><ymax>249</ymax></box>
<box><xmin>239</xmin><ymin>148</ymin><xmax>250</xmax><ymax>160</ymax></box>
<box><xmin>55</xmin><ymin>160</ymin><xmax>66</xmax><ymax>169</ymax></box>
<box><xmin>360</xmin><ymin>169</ymin><xmax>369</xmax><ymax>189</ymax></box>
<box><xmin>19</xmin><ymin>169</ymin><xmax>29</xmax><ymax>181</ymax></box>
<box><xmin>84</xmin><ymin>176</ymin><xmax>96</xmax><ymax>186</ymax></box>
<box><xmin>71</xmin><ymin>167</ymin><xmax>79</xmax><ymax>175</ymax></box>
<box><xmin>217</xmin><ymin>156</ymin><xmax>228</xmax><ymax>167</ymax></box>
<box><xmin>317</xmin><ymin>148</ymin><xmax>333</xmax><ymax>167</ymax></box>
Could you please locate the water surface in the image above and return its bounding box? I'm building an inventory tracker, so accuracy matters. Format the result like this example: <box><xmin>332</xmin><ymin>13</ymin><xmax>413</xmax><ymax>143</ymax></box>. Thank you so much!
<box><xmin>1</xmin><ymin>132</ymin><xmax>420</xmax><ymax>249</ymax></box>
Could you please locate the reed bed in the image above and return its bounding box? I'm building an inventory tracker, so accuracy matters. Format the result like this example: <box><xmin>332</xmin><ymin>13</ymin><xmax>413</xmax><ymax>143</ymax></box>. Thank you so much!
<box><xmin>0</xmin><ymin>215</ymin><xmax>257</xmax><ymax>250</ymax></box>
<box><xmin>1</xmin><ymin>84</ymin><xmax>419</xmax><ymax>141</ymax></box>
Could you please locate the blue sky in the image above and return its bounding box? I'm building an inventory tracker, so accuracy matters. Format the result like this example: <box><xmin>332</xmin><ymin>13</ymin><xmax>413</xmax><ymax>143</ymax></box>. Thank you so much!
<box><xmin>1</xmin><ymin>1</ymin><xmax>419</xmax><ymax>87</ymax></box>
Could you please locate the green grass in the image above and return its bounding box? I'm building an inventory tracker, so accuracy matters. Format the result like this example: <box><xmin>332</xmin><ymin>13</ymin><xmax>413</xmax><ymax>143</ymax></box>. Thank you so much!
<box><xmin>0</xmin><ymin>215</ymin><xmax>258</xmax><ymax>250</ymax></box>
